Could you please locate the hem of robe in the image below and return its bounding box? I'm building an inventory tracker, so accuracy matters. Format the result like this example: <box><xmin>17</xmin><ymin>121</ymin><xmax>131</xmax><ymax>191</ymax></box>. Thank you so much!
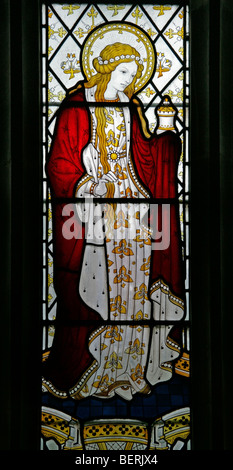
<box><xmin>42</xmin><ymin>331</ymin><xmax>182</xmax><ymax>401</ymax></box>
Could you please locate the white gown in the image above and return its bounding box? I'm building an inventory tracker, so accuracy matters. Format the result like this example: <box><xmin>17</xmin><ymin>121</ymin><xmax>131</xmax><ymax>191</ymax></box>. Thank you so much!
<box><xmin>71</xmin><ymin>86</ymin><xmax>184</xmax><ymax>400</ymax></box>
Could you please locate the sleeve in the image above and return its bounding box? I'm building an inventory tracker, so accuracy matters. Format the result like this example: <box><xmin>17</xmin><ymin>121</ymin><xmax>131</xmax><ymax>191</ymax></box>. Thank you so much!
<box><xmin>46</xmin><ymin>99</ymin><xmax>90</xmax><ymax>199</ymax></box>
<box><xmin>131</xmin><ymin>100</ymin><xmax>181</xmax><ymax>199</ymax></box>
<box><xmin>75</xmin><ymin>143</ymin><xmax>99</xmax><ymax>198</ymax></box>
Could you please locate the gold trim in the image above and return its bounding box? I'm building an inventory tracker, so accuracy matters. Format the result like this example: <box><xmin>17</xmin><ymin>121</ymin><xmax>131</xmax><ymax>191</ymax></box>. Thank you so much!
<box><xmin>174</xmin><ymin>351</ymin><xmax>190</xmax><ymax>377</ymax></box>
<box><xmin>105</xmin><ymin>97</ymin><xmax>120</xmax><ymax>103</ymax></box>
<box><xmin>150</xmin><ymin>279</ymin><xmax>184</xmax><ymax>310</ymax></box>
<box><xmin>63</xmin><ymin>445</ymin><xmax>83</xmax><ymax>450</ymax></box>
<box><xmin>69</xmin><ymin>360</ymin><xmax>99</xmax><ymax>399</ymax></box>
<box><xmin>98</xmin><ymin>442</ymin><xmax>108</xmax><ymax>450</ymax></box>
<box><xmin>133</xmin><ymin>98</ymin><xmax>151</xmax><ymax>139</ymax></box>
<box><xmin>75</xmin><ymin>174</ymin><xmax>93</xmax><ymax>195</ymax></box>
<box><xmin>158</xmin><ymin>107</ymin><xmax>175</xmax><ymax>113</ymax></box>
<box><xmin>42</xmin><ymin>377</ymin><xmax>68</xmax><ymax>399</ymax></box>
<box><xmin>88</xmin><ymin>326</ymin><xmax>106</xmax><ymax>345</ymax></box>
<box><xmin>69</xmin><ymin>83</ymin><xmax>82</xmax><ymax>95</ymax></box>
<box><xmin>125</xmin><ymin>442</ymin><xmax>134</xmax><ymax>450</ymax></box>
<box><xmin>166</xmin><ymin>335</ymin><xmax>181</xmax><ymax>353</ymax></box>
<box><xmin>158</xmin><ymin>126</ymin><xmax>175</xmax><ymax>130</ymax></box>
<box><xmin>83</xmin><ymin>422</ymin><xmax>148</xmax><ymax>443</ymax></box>
<box><xmin>42</xmin><ymin>350</ymin><xmax>50</xmax><ymax>362</ymax></box>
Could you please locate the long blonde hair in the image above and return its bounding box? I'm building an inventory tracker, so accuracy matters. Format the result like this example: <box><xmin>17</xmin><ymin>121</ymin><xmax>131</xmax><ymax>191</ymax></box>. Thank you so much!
<box><xmin>84</xmin><ymin>43</ymin><xmax>143</xmax><ymax>198</ymax></box>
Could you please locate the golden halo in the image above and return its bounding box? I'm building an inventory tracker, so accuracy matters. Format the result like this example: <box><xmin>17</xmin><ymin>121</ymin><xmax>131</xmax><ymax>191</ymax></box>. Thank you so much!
<box><xmin>81</xmin><ymin>21</ymin><xmax>156</xmax><ymax>93</ymax></box>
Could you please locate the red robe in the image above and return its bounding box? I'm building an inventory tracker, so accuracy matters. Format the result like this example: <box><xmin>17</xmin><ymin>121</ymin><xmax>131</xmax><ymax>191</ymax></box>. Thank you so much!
<box><xmin>43</xmin><ymin>85</ymin><xmax>184</xmax><ymax>395</ymax></box>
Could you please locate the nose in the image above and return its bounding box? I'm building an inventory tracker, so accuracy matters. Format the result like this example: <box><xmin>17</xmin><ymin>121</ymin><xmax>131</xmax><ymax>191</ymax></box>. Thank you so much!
<box><xmin>125</xmin><ymin>74</ymin><xmax>131</xmax><ymax>85</ymax></box>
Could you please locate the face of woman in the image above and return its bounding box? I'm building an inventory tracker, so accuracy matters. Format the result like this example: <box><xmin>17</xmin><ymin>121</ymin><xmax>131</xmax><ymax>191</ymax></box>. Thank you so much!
<box><xmin>108</xmin><ymin>61</ymin><xmax>138</xmax><ymax>94</ymax></box>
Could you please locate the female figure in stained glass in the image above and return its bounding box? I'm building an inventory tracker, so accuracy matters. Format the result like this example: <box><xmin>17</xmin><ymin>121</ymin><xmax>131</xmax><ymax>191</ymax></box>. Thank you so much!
<box><xmin>42</xmin><ymin>24</ymin><xmax>185</xmax><ymax>400</ymax></box>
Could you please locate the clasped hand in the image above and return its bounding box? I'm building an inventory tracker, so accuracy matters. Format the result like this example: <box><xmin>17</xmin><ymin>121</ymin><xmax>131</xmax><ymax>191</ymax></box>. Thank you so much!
<box><xmin>94</xmin><ymin>171</ymin><xmax>117</xmax><ymax>196</ymax></box>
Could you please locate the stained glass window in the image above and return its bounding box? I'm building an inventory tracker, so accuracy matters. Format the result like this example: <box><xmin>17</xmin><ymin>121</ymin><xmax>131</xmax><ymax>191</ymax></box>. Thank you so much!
<box><xmin>41</xmin><ymin>2</ymin><xmax>190</xmax><ymax>452</ymax></box>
